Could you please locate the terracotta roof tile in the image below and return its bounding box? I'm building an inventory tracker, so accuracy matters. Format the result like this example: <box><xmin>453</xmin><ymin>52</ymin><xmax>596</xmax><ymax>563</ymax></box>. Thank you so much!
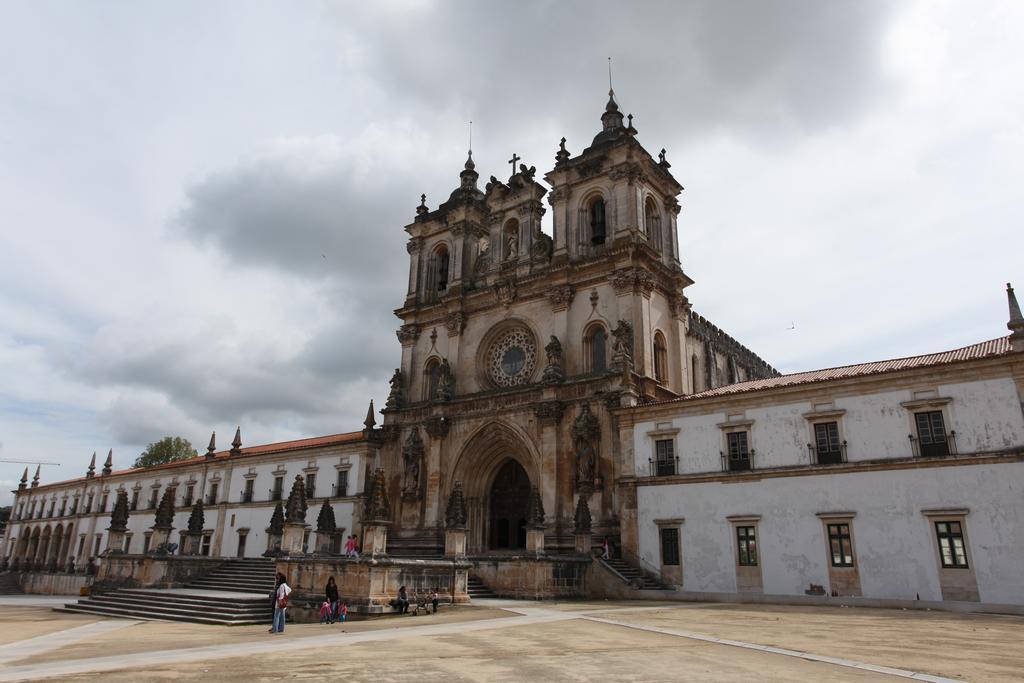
<box><xmin>28</xmin><ymin>431</ymin><xmax>367</xmax><ymax>492</ymax></box>
<box><xmin>667</xmin><ymin>336</ymin><xmax>1013</xmax><ymax>403</ymax></box>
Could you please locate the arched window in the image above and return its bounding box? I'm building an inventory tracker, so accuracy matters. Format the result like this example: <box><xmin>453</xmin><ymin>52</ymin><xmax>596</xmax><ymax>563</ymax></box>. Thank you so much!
<box><xmin>423</xmin><ymin>357</ymin><xmax>441</xmax><ymax>401</ymax></box>
<box><xmin>588</xmin><ymin>197</ymin><xmax>607</xmax><ymax>245</ymax></box>
<box><xmin>653</xmin><ymin>331</ymin><xmax>668</xmax><ymax>383</ymax></box>
<box><xmin>435</xmin><ymin>246</ymin><xmax>449</xmax><ymax>293</ymax></box>
<box><xmin>644</xmin><ymin>197</ymin><xmax>662</xmax><ymax>252</ymax></box>
<box><xmin>584</xmin><ymin>324</ymin><xmax>608</xmax><ymax>372</ymax></box>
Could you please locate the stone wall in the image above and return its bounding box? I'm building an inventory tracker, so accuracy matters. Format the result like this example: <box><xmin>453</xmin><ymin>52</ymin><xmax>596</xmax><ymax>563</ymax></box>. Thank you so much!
<box><xmin>471</xmin><ymin>555</ymin><xmax>589</xmax><ymax>599</ymax></box>
<box><xmin>94</xmin><ymin>554</ymin><xmax>223</xmax><ymax>591</ymax></box>
<box><xmin>17</xmin><ymin>571</ymin><xmax>93</xmax><ymax>595</ymax></box>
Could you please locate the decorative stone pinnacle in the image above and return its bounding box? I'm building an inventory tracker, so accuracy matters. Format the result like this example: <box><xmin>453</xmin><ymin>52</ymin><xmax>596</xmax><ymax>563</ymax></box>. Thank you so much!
<box><xmin>284</xmin><ymin>475</ymin><xmax>308</xmax><ymax>524</ymax></box>
<box><xmin>102</xmin><ymin>448</ymin><xmax>113</xmax><ymax>476</ymax></box>
<box><xmin>86</xmin><ymin>451</ymin><xmax>96</xmax><ymax>478</ymax></box>
<box><xmin>316</xmin><ymin>499</ymin><xmax>336</xmax><ymax>533</ymax></box>
<box><xmin>1008</xmin><ymin>282</ymin><xmax>1024</xmax><ymax>352</ymax></box>
<box><xmin>445</xmin><ymin>481</ymin><xmax>468</xmax><ymax>529</ymax></box>
<box><xmin>365</xmin><ymin>468</ymin><xmax>391</xmax><ymax>523</ymax></box>
<box><xmin>526</xmin><ymin>486</ymin><xmax>545</xmax><ymax>529</ymax></box>
<box><xmin>31</xmin><ymin>464</ymin><xmax>40</xmax><ymax>488</ymax></box>
<box><xmin>153</xmin><ymin>486</ymin><xmax>176</xmax><ymax>530</ymax></box>
<box><xmin>230</xmin><ymin>426</ymin><xmax>242</xmax><ymax>456</ymax></box>
<box><xmin>364</xmin><ymin>399</ymin><xmax>377</xmax><ymax>429</ymax></box>
<box><xmin>573</xmin><ymin>495</ymin><xmax>592</xmax><ymax>535</ymax></box>
<box><xmin>18</xmin><ymin>466</ymin><xmax>28</xmax><ymax>490</ymax></box>
<box><xmin>108</xmin><ymin>490</ymin><xmax>129</xmax><ymax>533</ymax></box>
<box><xmin>416</xmin><ymin>193</ymin><xmax>428</xmax><ymax>216</ymax></box>
<box><xmin>187</xmin><ymin>499</ymin><xmax>205</xmax><ymax>534</ymax></box>
<box><xmin>267</xmin><ymin>501</ymin><xmax>285</xmax><ymax>535</ymax></box>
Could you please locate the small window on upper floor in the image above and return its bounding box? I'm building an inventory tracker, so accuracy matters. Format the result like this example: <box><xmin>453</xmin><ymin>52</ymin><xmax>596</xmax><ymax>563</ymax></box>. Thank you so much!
<box><xmin>423</xmin><ymin>357</ymin><xmax>441</xmax><ymax>401</ymax></box>
<box><xmin>584</xmin><ymin>325</ymin><xmax>608</xmax><ymax>372</ymax></box>
<box><xmin>589</xmin><ymin>197</ymin><xmax>607</xmax><ymax>245</ymax></box>
<box><xmin>644</xmin><ymin>197</ymin><xmax>662</xmax><ymax>252</ymax></box>
<box><xmin>915</xmin><ymin>411</ymin><xmax>951</xmax><ymax>457</ymax></box>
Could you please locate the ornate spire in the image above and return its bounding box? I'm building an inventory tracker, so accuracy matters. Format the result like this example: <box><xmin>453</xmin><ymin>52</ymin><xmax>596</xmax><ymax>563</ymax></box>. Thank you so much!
<box><xmin>365</xmin><ymin>468</ymin><xmax>391</xmax><ymax>523</ymax></box>
<box><xmin>187</xmin><ymin>499</ymin><xmax>205</xmax><ymax>534</ymax></box>
<box><xmin>284</xmin><ymin>475</ymin><xmax>308</xmax><ymax>524</ymax></box>
<box><xmin>445</xmin><ymin>481</ymin><xmax>468</xmax><ymax>529</ymax></box>
<box><xmin>316</xmin><ymin>499</ymin><xmax>336</xmax><ymax>533</ymax></box>
<box><xmin>31</xmin><ymin>464</ymin><xmax>40</xmax><ymax>488</ymax></box>
<box><xmin>267</xmin><ymin>501</ymin><xmax>285</xmax><ymax>535</ymax></box>
<box><xmin>206</xmin><ymin>431</ymin><xmax>217</xmax><ymax>459</ymax></box>
<box><xmin>86</xmin><ymin>452</ymin><xmax>96</xmax><ymax>478</ymax></box>
<box><xmin>363</xmin><ymin>399</ymin><xmax>376</xmax><ymax>429</ymax></box>
<box><xmin>416</xmin><ymin>193</ymin><xmax>428</xmax><ymax>216</ymax></box>
<box><xmin>555</xmin><ymin>137</ymin><xmax>570</xmax><ymax>165</ymax></box>
<box><xmin>601</xmin><ymin>87</ymin><xmax>625</xmax><ymax>132</ymax></box>
<box><xmin>102</xmin><ymin>449</ymin><xmax>113</xmax><ymax>476</ymax></box>
<box><xmin>18</xmin><ymin>466</ymin><xmax>28</xmax><ymax>490</ymax></box>
<box><xmin>1008</xmin><ymin>282</ymin><xmax>1024</xmax><ymax>352</ymax></box>
<box><xmin>526</xmin><ymin>486</ymin><xmax>545</xmax><ymax>529</ymax></box>
<box><xmin>459</xmin><ymin>150</ymin><xmax>479</xmax><ymax>191</ymax></box>
<box><xmin>230</xmin><ymin>426</ymin><xmax>242</xmax><ymax>456</ymax></box>
<box><xmin>573</xmin><ymin>495</ymin><xmax>592</xmax><ymax>535</ymax></box>
<box><xmin>153</xmin><ymin>487</ymin><xmax>176</xmax><ymax>529</ymax></box>
<box><xmin>108</xmin><ymin>490</ymin><xmax>130</xmax><ymax>533</ymax></box>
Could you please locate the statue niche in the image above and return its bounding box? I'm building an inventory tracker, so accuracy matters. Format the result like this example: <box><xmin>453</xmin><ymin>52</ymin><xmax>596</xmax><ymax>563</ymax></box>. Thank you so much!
<box><xmin>571</xmin><ymin>403</ymin><xmax>601</xmax><ymax>492</ymax></box>
<box><xmin>402</xmin><ymin>428</ymin><xmax>425</xmax><ymax>501</ymax></box>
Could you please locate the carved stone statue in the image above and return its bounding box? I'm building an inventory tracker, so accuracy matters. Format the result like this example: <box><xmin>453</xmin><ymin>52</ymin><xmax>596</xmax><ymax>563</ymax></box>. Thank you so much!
<box><xmin>402</xmin><ymin>428</ymin><xmax>425</xmax><ymax>500</ymax></box>
<box><xmin>386</xmin><ymin>368</ymin><xmax>404</xmax><ymax>409</ymax></box>
<box><xmin>506</xmin><ymin>232</ymin><xmax>519</xmax><ymax>261</ymax></box>
<box><xmin>284</xmin><ymin>475</ymin><xmax>308</xmax><ymax>524</ymax></box>
<box><xmin>571</xmin><ymin>403</ymin><xmax>601</xmax><ymax>491</ymax></box>
<box><xmin>541</xmin><ymin>335</ymin><xmax>565</xmax><ymax>384</ymax></box>
<box><xmin>611</xmin><ymin>319</ymin><xmax>635</xmax><ymax>377</ymax></box>
<box><xmin>437</xmin><ymin>359</ymin><xmax>455</xmax><ymax>401</ymax></box>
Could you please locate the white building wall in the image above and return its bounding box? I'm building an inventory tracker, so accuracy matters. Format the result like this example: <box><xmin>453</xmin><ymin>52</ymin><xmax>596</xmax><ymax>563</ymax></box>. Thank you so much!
<box><xmin>636</xmin><ymin>461</ymin><xmax>1024</xmax><ymax>605</ymax></box>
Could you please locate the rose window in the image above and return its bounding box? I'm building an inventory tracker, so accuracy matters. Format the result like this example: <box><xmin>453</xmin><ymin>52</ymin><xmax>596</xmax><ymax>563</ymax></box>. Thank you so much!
<box><xmin>486</xmin><ymin>327</ymin><xmax>537</xmax><ymax>387</ymax></box>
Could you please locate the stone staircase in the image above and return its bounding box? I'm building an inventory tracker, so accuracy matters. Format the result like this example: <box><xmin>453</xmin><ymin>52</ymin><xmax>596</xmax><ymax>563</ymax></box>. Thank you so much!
<box><xmin>602</xmin><ymin>557</ymin><xmax>670</xmax><ymax>590</ymax></box>
<box><xmin>0</xmin><ymin>572</ymin><xmax>22</xmax><ymax>595</ymax></box>
<box><xmin>57</xmin><ymin>558</ymin><xmax>277</xmax><ymax>625</ymax></box>
<box><xmin>58</xmin><ymin>588</ymin><xmax>271</xmax><ymax>625</ymax></box>
<box><xmin>187</xmin><ymin>558</ymin><xmax>277</xmax><ymax>594</ymax></box>
<box><xmin>467</xmin><ymin>575</ymin><xmax>498</xmax><ymax>599</ymax></box>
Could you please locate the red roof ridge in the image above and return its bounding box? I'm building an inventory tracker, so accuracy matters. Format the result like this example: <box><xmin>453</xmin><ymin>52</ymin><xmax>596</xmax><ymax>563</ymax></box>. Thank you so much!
<box><xmin>657</xmin><ymin>335</ymin><xmax>1013</xmax><ymax>404</ymax></box>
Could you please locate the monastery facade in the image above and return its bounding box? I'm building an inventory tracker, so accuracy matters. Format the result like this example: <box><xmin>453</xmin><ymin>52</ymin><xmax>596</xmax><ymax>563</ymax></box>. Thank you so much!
<box><xmin>3</xmin><ymin>92</ymin><xmax>1023</xmax><ymax>610</ymax></box>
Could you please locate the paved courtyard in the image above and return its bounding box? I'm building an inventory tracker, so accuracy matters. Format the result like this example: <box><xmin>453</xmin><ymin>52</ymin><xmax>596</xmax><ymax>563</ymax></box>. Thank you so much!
<box><xmin>0</xmin><ymin>596</ymin><xmax>1021</xmax><ymax>681</ymax></box>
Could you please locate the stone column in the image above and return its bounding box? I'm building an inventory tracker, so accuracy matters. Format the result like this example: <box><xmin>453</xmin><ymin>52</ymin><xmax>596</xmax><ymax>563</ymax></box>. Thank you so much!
<box><xmin>362</xmin><ymin>468</ymin><xmax>392</xmax><ymax>558</ymax></box>
<box><xmin>361</xmin><ymin>523</ymin><xmax>389</xmax><ymax>558</ymax></box>
<box><xmin>280</xmin><ymin>475</ymin><xmax>309</xmax><ymax>557</ymax></box>
<box><xmin>148</xmin><ymin>487</ymin><xmax>176</xmax><ymax>553</ymax></box>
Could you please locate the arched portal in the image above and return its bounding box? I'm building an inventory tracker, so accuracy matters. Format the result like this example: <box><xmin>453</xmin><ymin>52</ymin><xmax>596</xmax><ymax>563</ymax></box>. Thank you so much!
<box><xmin>488</xmin><ymin>459</ymin><xmax>530</xmax><ymax>550</ymax></box>
<box><xmin>448</xmin><ymin>421</ymin><xmax>542</xmax><ymax>554</ymax></box>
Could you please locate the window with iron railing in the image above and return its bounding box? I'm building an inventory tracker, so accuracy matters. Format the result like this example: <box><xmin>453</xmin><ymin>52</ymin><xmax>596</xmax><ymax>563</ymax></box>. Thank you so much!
<box><xmin>130</xmin><ymin>490</ymin><xmax>139</xmax><ymax>511</ymax></box>
<box><xmin>809</xmin><ymin>422</ymin><xmax>846</xmax><ymax>465</ymax></box>
<box><xmin>335</xmin><ymin>470</ymin><xmax>348</xmax><ymax>498</ymax></box>
<box><xmin>183</xmin><ymin>485</ymin><xmax>194</xmax><ymax>507</ymax></box>
<box><xmin>911</xmin><ymin>411</ymin><xmax>955</xmax><ymax>457</ymax></box>
<box><xmin>207</xmin><ymin>482</ymin><xmax>219</xmax><ymax>505</ymax></box>
<box><xmin>722</xmin><ymin>432</ymin><xmax>752</xmax><ymax>471</ymax></box>
<box><xmin>649</xmin><ymin>439</ymin><xmax>678</xmax><ymax>476</ymax></box>
<box><xmin>242</xmin><ymin>479</ymin><xmax>254</xmax><ymax>503</ymax></box>
<box><xmin>305</xmin><ymin>473</ymin><xmax>316</xmax><ymax>499</ymax></box>
<box><xmin>271</xmin><ymin>476</ymin><xmax>284</xmax><ymax>502</ymax></box>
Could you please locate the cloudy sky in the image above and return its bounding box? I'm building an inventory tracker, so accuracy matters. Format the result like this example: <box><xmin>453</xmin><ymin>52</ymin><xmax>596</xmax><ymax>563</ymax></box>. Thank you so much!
<box><xmin>1</xmin><ymin>1</ymin><xmax>1022</xmax><ymax>503</ymax></box>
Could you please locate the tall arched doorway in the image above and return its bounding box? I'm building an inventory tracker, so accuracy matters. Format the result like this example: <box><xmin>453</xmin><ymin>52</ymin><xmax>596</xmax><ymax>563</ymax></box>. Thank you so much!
<box><xmin>489</xmin><ymin>459</ymin><xmax>530</xmax><ymax>550</ymax></box>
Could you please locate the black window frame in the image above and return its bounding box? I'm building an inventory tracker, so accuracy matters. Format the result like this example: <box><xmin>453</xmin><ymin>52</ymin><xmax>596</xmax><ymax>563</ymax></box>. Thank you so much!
<box><xmin>336</xmin><ymin>470</ymin><xmax>349</xmax><ymax>498</ymax></box>
<box><xmin>827</xmin><ymin>522</ymin><xmax>854</xmax><ymax>567</ymax></box>
<box><xmin>305</xmin><ymin>473</ymin><xmax>316</xmax><ymax>499</ymax></box>
<box><xmin>272</xmin><ymin>476</ymin><xmax>284</xmax><ymax>501</ymax></box>
<box><xmin>660</xmin><ymin>527</ymin><xmax>680</xmax><ymax>566</ymax></box>
<box><xmin>727</xmin><ymin>431</ymin><xmax>751</xmax><ymax>471</ymax></box>
<box><xmin>935</xmin><ymin>520</ymin><xmax>969</xmax><ymax>568</ymax></box>
<box><xmin>654</xmin><ymin>439</ymin><xmax>676</xmax><ymax>476</ymax></box>
<box><xmin>813</xmin><ymin>421</ymin><xmax>843</xmax><ymax>465</ymax></box>
<box><xmin>736</xmin><ymin>525</ymin><xmax>758</xmax><ymax>566</ymax></box>
<box><xmin>243</xmin><ymin>479</ymin><xmax>254</xmax><ymax>503</ymax></box>
<box><xmin>589</xmin><ymin>197</ymin><xmax>607</xmax><ymax>245</ymax></box>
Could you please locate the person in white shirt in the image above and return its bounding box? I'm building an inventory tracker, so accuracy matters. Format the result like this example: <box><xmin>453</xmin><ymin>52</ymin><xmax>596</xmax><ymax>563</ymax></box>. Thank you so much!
<box><xmin>272</xmin><ymin>573</ymin><xmax>292</xmax><ymax>634</ymax></box>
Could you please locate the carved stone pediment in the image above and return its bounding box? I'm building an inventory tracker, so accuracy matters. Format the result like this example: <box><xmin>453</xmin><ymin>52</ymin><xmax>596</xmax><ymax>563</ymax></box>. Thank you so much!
<box><xmin>547</xmin><ymin>284</ymin><xmax>575</xmax><ymax>311</ymax></box>
<box><xmin>396</xmin><ymin>324</ymin><xmax>421</xmax><ymax>346</ymax></box>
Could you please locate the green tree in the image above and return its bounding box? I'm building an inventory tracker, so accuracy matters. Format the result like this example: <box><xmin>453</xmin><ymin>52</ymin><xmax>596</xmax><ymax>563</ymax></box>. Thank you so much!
<box><xmin>134</xmin><ymin>436</ymin><xmax>198</xmax><ymax>468</ymax></box>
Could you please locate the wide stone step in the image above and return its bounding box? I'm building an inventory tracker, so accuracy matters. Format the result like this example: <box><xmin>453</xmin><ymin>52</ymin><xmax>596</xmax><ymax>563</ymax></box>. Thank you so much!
<box><xmin>117</xmin><ymin>589</ymin><xmax>268</xmax><ymax>605</ymax></box>
<box><xmin>57</xmin><ymin>604</ymin><xmax>267</xmax><ymax>626</ymax></box>
<box><xmin>94</xmin><ymin>593</ymin><xmax>269</xmax><ymax>613</ymax></box>
<box><xmin>188</xmin><ymin>583</ymin><xmax>273</xmax><ymax>594</ymax></box>
<box><xmin>73</xmin><ymin>597</ymin><xmax>267</xmax><ymax>621</ymax></box>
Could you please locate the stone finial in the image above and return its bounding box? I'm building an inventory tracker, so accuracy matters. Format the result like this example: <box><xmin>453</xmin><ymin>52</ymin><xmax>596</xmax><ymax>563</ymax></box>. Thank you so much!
<box><xmin>102</xmin><ymin>448</ymin><xmax>113</xmax><ymax>476</ymax></box>
<box><xmin>601</xmin><ymin>88</ymin><xmax>624</xmax><ymax>132</ymax></box>
<box><xmin>267</xmin><ymin>501</ymin><xmax>285</xmax><ymax>535</ymax></box>
<box><xmin>18</xmin><ymin>466</ymin><xmax>28</xmax><ymax>490</ymax></box>
<box><xmin>108</xmin><ymin>490</ymin><xmax>130</xmax><ymax>533</ymax></box>
<box><xmin>1008</xmin><ymin>282</ymin><xmax>1024</xmax><ymax>352</ymax></box>
<box><xmin>445</xmin><ymin>481</ymin><xmax>468</xmax><ymax>529</ymax></box>
<box><xmin>187</xmin><ymin>499</ymin><xmax>205</xmax><ymax>534</ymax></box>
<box><xmin>284</xmin><ymin>475</ymin><xmax>308</xmax><ymax>524</ymax></box>
<box><xmin>365</xmin><ymin>468</ymin><xmax>391</xmax><ymax>523</ymax></box>
<box><xmin>573</xmin><ymin>495</ymin><xmax>592</xmax><ymax>535</ymax></box>
<box><xmin>230</xmin><ymin>427</ymin><xmax>242</xmax><ymax>456</ymax></box>
<box><xmin>316</xmin><ymin>499</ymin><xmax>336</xmax><ymax>533</ymax></box>
<box><xmin>86</xmin><ymin>452</ymin><xmax>96</xmax><ymax>478</ymax></box>
<box><xmin>416</xmin><ymin>193</ymin><xmax>429</xmax><ymax>216</ymax></box>
<box><xmin>363</xmin><ymin>400</ymin><xmax>377</xmax><ymax>429</ymax></box>
<box><xmin>526</xmin><ymin>486</ymin><xmax>545</xmax><ymax>529</ymax></box>
<box><xmin>31</xmin><ymin>464</ymin><xmax>40</xmax><ymax>488</ymax></box>
<box><xmin>555</xmin><ymin>137</ymin><xmax>570</xmax><ymax>165</ymax></box>
<box><xmin>152</xmin><ymin>487</ymin><xmax>176</xmax><ymax>530</ymax></box>
<box><xmin>658</xmin><ymin>148</ymin><xmax>671</xmax><ymax>169</ymax></box>
<box><xmin>206</xmin><ymin>431</ymin><xmax>217</xmax><ymax>459</ymax></box>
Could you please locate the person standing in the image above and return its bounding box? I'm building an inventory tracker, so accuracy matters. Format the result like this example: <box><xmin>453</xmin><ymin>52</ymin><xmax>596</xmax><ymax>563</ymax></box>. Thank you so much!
<box><xmin>601</xmin><ymin>536</ymin><xmax>610</xmax><ymax>560</ymax></box>
<box><xmin>325</xmin><ymin>576</ymin><xmax>339</xmax><ymax>624</ymax></box>
<box><xmin>431</xmin><ymin>590</ymin><xmax>439</xmax><ymax>614</ymax></box>
<box><xmin>351</xmin><ymin>534</ymin><xmax>360</xmax><ymax>559</ymax></box>
<box><xmin>268</xmin><ymin>572</ymin><xmax>282</xmax><ymax>632</ymax></box>
<box><xmin>272</xmin><ymin>573</ymin><xmax>291</xmax><ymax>634</ymax></box>
<box><xmin>343</xmin><ymin>535</ymin><xmax>354</xmax><ymax>558</ymax></box>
